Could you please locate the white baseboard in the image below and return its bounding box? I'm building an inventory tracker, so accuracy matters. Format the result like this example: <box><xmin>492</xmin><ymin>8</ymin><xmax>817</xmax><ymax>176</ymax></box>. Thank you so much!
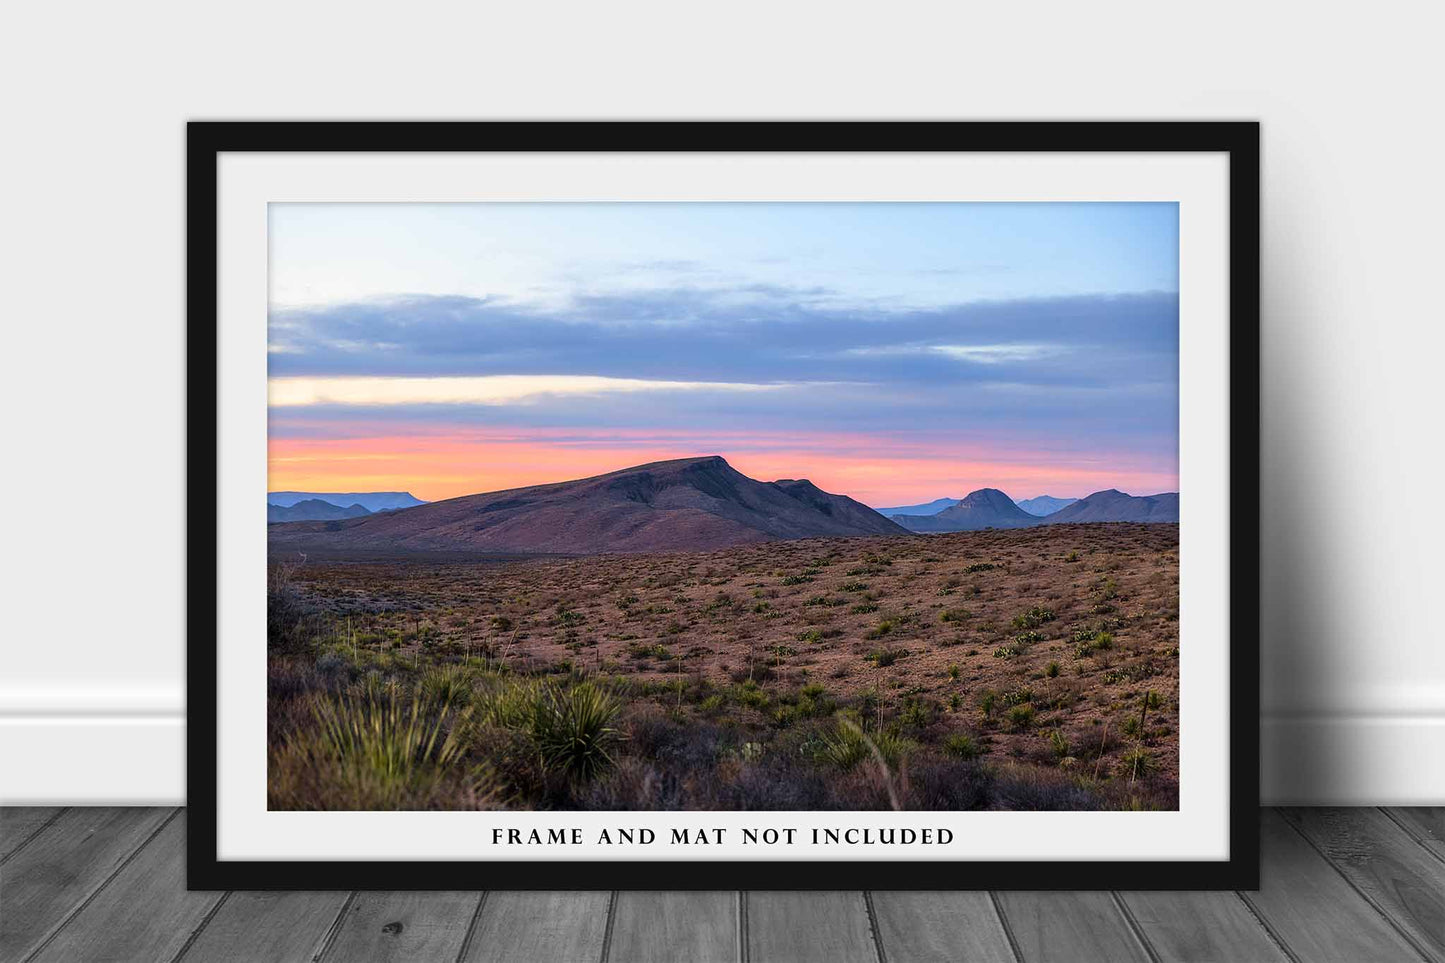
<box><xmin>0</xmin><ymin>715</ymin><xmax>185</xmax><ymax>805</ymax></box>
<box><xmin>2</xmin><ymin>711</ymin><xmax>1440</xmax><ymax>805</ymax></box>
<box><xmin>1260</xmin><ymin>714</ymin><xmax>1445</xmax><ymax>804</ymax></box>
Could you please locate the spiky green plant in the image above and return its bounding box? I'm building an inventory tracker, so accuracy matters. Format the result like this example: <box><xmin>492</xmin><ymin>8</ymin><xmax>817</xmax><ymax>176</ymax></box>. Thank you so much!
<box><xmin>819</xmin><ymin>718</ymin><xmax>870</xmax><ymax>770</ymax></box>
<box><xmin>943</xmin><ymin>732</ymin><xmax>983</xmax><ymax>760</ymax></box>
<box><xmin>530</xmin><ymin>682</ymin><xmax>622</xmax><ymax>781</ymax></box>
<box><xmin>419</xmin><ymin>665</ymin><xmax>475</xmax><ymax>706</ymax></box>
<box><xmin>271</xmin><ymin>687</ymin><xmax>484</xmax><ymax>810</ymax></box>
<box><xmin>818</xmin><ymin>716</ymin><xmax>910</xmax><ymax>771</ymax></box>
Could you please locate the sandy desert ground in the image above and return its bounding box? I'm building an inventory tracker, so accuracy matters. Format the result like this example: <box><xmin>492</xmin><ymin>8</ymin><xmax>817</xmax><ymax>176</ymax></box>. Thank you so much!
<box><xmin>268</xmin><ymin>523</ymin><xmax>1179</xmax><ymax>812</ymax></box>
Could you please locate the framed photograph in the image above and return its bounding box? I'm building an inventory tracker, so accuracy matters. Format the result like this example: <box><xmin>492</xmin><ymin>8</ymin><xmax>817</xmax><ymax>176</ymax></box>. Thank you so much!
<box><xmin>189</xmin><ymin>121</ymin><xmax>1259</xmax><ymax>889</ymax></box>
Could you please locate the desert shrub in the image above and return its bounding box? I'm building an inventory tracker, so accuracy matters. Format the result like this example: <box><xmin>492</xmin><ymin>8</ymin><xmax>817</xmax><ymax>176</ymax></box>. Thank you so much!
<box><xmin>1118</xmin><ymin>747</ymin><xmax>1153</xmax><ymax>779</ymax></box>
<box><xmin>818</xmin><ymin>719</ymin><xmax>868</xmax><ymax>771</ymax></box>
<box><xmin>1120</xmin><ymin>714</ymin><xmax>1143</xmax><ymax>737</ymax></box>
<box><xmin>780</xmin><ymin>573</ymin><xmax>814</xmax><ymax>586</ymax></box>
<box><xmin>530</xmin><ymin>682</ymin><xmax>623</xmax><ymax>781</ymax></box>
<box><xmin>942</xmin><ymin>732</ymin><xmax>984</xmax><ymax>760</ymax></box>
<box><xmin>267</xmin><ymin>559</ymin><xmax>323</xmax><ymax>654</ymax></box>
<box><xmin>903</xmin><ymin>758</ymin><xmax>992</xmax><ymax>810</ymax></box>
<box><xmin>900</xmin><ymin>697</ymin><xmax>934</xmax><ymax>729</ymax></box>
<box><xmin>851</xmin><ymin>602</ymin><xmax>880</xmax><ymax>614</ymax></box>
<box><xmin>1044</xmin><ymin>661</ymin><xmax>1061</xmax><ymax>678</ymax></box>
<box><xmin>947</xmin><ymin>663</ymin><xmax>961</xmax><ymax>680</ymax></box>
<box><xmin>1011</xmin><ymin>606</ymin><xmax>1056</xmax><ymax>630</ymax></box>
<box><xmin>865</xmin><ymin>619</ymin><xmax>896</xmax><ymax>640</ymax></box>
<box><xmin>270</xmin><ymin>687</ymin><xmax>488</xmax><ymax>810</ymax></box>
<box><xmin>991</xmin><ymin>764</ymin><xmax>1103</xmax><ymax>811</ymax></box>
<box><xmin>1104</xmin><ymin>662</ymin><xmax>1159</xmax><ymax>685</ymax></box>
<box><xmin>939</xmin><ymin>608</ymin><xmax>970</xmax><ymax>624</ymax></box>
<box><xmin>842</xmin><ymin>581</ymin><xmax>869</xmax><ymax>592</ymax></box>
<box><xmin>490</xmin><ymin>615</ymin><xmax>514</xmax><ymax>632</ymax></box>
<box><xmin>734</xmin><ymin>680</ymin><xmax>770</xmax><ymax>709</ymax></box>
<box><xmin>965</xmin><ymin>562</ymin><xmax>996</xmax><ymax>573</ymax></box>
<box><xmin>1003</xmin><ymin>686</ymin><xmax>1034</xmax><ymax>706</ymax></box>
<box><xmin>1074</xmin><ymin>630</ymin><xmax>1114</xmax><ymax>658</ymax></box>
<box><xmin>868</xmin><ymin>647</ymin><xmax>906</xmax><ymax>667</ymax></box>
<box><xmin>979</xmin><ymin>691</ymin><xmax>998</xmax><ymax>718</ymax></box>
<box><xmin>1006</xmin><ymin>704</ymin><xmax>1036</xmax><ymax>730</ymax></box>
<box><xmin>419</xmin><ymin>665</ymin><xmax>475</xmax><ymax>706</ymax></box>
<box><xmin>475</xmin><ymin>678</ymin><xmax>543</xmax><ymax>730</ymax></box>
<box><xmin>1047</xmin><ymin>729</ymin><xmax>1071</xmax><ymax>759</ymax></box>
<box><xmin>315</xmin><ymin>650</ymin><xmax>357</xmax><ymax>684</ymax></box>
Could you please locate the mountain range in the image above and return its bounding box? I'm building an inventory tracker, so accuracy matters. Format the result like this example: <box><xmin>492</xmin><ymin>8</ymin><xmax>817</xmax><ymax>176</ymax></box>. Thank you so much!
<box><xmin>875</xmin><ymin>494</ymin><xmax>1079</xmax><ymax>518</ymax></box>
<box><xmin>889</xmin><ymin>489</ymin><xmax>1040</xmax><ymax>532</ymax></box>
<box><xmin>1015</xmin><ymin>495</ymin><xmax>1078</xmax><ymax>516</ymax></box>
<box><xmin>267</xmin><ymin>491</ymin><xmax>427</xmax><ymax>512</ymax></box>
<box><xmin>1043</xmin><ymin>489</ymin><xmax>1179</xmax><ymax>524</ymax></box>
<box><xmin>891</xmin><ymin>487</ymin><xmax>1178</xmax><ymax>532</ymax></box>
<box><xmin>267</xmin><ymin>499</ymin><xmax>373</xmax><ymax>523</ymax></box>
<box><xmin>872</xmin><ymin>497</ymin><xmax>960</xmax><ymax>516</ymax></box>
<box><xmin>267</xmin><ymin>456</ymin><xmax>907</xmax><ymax>555</ymax></box>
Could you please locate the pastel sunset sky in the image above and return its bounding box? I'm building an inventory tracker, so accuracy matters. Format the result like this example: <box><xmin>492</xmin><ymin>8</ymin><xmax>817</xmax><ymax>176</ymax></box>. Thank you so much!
<box><xmin>267</xmin><ymin>202</ymin><xmax>1179</xmax><ymax>507</ymax></box>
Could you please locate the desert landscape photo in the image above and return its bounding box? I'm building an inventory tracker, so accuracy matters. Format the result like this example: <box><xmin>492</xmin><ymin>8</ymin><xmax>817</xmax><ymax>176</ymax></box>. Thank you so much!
<box><xmin>265</xmin><ymin>201</ymin><xmax>1181</xmax><ymax>812</ymax></box>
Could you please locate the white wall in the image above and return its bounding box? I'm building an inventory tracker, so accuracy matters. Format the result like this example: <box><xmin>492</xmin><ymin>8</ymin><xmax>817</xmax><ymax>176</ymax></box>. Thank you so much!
<box><xmin>2</xmin><ymin>1</ymin><xmax>1441</xmax><ymax>805</ymax></box>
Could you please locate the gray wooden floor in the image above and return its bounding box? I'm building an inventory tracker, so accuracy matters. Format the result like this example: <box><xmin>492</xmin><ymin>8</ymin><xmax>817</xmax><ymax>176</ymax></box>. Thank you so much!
<box><xmin>1</xmin><ymin>809</ymin><xmax>1441</xmax><ymax>962</ymax></box>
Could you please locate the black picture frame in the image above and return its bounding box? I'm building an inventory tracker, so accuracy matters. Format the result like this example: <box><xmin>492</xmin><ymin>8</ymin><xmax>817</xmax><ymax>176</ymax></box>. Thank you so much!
<box><xmin>188</xmin><ymin>120</ymin><xmax>1260</xmax><ymax>891</ymax></box>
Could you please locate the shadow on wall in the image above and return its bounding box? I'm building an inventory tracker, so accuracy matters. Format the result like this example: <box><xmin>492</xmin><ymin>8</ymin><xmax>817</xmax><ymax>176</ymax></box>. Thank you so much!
<box><xmin>1258</xmin><ymin>268</ymin><xmax>1364</xmax><ymax>803</ymax></box>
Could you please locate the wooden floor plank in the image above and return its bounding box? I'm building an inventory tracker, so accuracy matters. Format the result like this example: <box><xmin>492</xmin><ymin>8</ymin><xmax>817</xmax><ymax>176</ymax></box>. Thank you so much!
<box><xmin>179</xmin><ymin>891</ymin><xmax>351</xmax><ymax>963</ymax></box>
<box><xmin>30</xmin><ymin>812</ymin><xmax>221</xmax><ymax>963</ymax></box>
<box><xmin>462</xmin><ymin>891</ymin><xmax>611</xmax><ymax>963</ymax></box>
<box><xmin>1243</xmin><ymin>809</ymin><xmax>1426</xmax><ymax>963</ymax></box>
<box><xmin>870</xmin><ymin>891</ymin><xmax>1015</xmax><ymax>963</ymax></box>
<box><xmin>607</xmin><ymin>891</ymin><xmax>737</xmax><ymax>963</ymax></box>
<box><xmin>0</xmin><ymin>807</ymin><xmax>63</xmax><ymax>862</ymax></box>
<box><xmin>320</xmin><ymin>890</ymin><xmax>481</xmax><ymax>963</ymax></box>
<box><xmin>0</xmin><ymin>806</ymin><xmax>173</xmax><ymax>962</ymax></box>
<box><xmin>746</xmin><ymin>892</ymin><xmax>877</xmax><ymax>963</ymax></box>
<box><xmin>1388</xmin><ymin>808</ymin><xmax>1445</xmax><ymax>863</ymax></box>
<box><xmin>993</xmin><ymin>892</ymin><xmax>1149</xmax><ymax>963</ymax></box>
<box><xmin>1120</xmin><ymin>891</ymin><xmax>1288</xmax><ymax>963</ymax></box>
<box><xmin>1284</xmin><ymin>807</ymin><xmax>1445</xmax><ymax>961</ymax></box>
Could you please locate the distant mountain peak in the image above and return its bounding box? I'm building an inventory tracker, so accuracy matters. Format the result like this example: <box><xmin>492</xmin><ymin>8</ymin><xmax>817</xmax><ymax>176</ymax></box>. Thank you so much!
<box><xmin>892</xmin><ymin>487</ymin><xmax>1038</xmax><ymax>532</ymax></box>
<box><xmin>1014</xmin><ymin>494</ymin><xmax>1078</xmax><ymax>517</ymax></box>
<box><xmin>874</xmin><ymin>497</ymin><xmax>959</xmax><ymax>517</ymax></box>
<box><xmin>892</xmin><ymin>487</ymin><xmax>1177</xmax><ymax>532</ymax></box>
<box><xmin>267</xmin><ymin>491</ymin><xmax>426</xmax><ymax>512</ymax></box>
<box><xmin>269</xmin><ymin>457</ymin><xmax>907</xmax><ymax>555</ymax></box>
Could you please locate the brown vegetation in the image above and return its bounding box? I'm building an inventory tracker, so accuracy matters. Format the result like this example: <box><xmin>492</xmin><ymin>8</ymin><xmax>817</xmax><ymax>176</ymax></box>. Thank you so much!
<box><xmin>268</xmin><ymin>523</ymin><xmax>1180</xmax><ymax>811</ymax></box>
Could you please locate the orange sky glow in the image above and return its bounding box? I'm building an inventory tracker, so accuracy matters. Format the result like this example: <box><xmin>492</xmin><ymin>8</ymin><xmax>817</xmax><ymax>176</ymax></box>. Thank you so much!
<box><xmin>267</xmin><ymin>428</ymin><xmax>1178</xmax><ymax>506</ymax></box>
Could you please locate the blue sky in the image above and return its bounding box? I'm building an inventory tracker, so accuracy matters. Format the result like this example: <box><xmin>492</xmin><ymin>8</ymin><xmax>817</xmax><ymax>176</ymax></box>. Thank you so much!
<box><xmin>267</xmin><ymin>202</ymin><xmax>1180</xmax><ymax>505</ymax></box>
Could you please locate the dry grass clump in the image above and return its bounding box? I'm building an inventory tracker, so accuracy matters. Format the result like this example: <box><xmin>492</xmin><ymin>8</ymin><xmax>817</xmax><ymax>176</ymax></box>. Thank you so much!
<box><xmin>269</xmin><ymin>685</ymin><xmax>491</xmax><ymax>810</ymax></box>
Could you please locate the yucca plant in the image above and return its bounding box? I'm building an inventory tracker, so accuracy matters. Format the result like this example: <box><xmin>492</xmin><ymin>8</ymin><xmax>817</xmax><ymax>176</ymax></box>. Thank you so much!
<box><xmin>272</xmin><ymin>687</ymin><xmax>482</xmax><ymax>810</ymax></box>
<box><xmin>819</xmin><ymin>717</ymin><xmax>870</xmax><ymax>771</ymax></box>
<box><xmin>530</xmin><ymin>682</ymin><xmax>622</xmax><ymax>781</ymax></box>
<box><xmin>819</xmin><ymin>716</ymin><xmax>911</xmax><ymax>771</ymax></box>
<box><xmin>419</xmin><ymin>664</ymin><xmax>475</xmax><ymax>707</ymax></box>
<box><xmin>943</xmin><ymin>732</ymin><xmax>983</xmax><ymax>760</ymax></box>
<box><xmin>475</xmin><ymin>677</ymin><xmax>543</xmax><ymax>730</ymax></box>
<box><xmin>312</xmin><ymin>689</ymin><xmax>469</xmax><ymax>785</ymax></box>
